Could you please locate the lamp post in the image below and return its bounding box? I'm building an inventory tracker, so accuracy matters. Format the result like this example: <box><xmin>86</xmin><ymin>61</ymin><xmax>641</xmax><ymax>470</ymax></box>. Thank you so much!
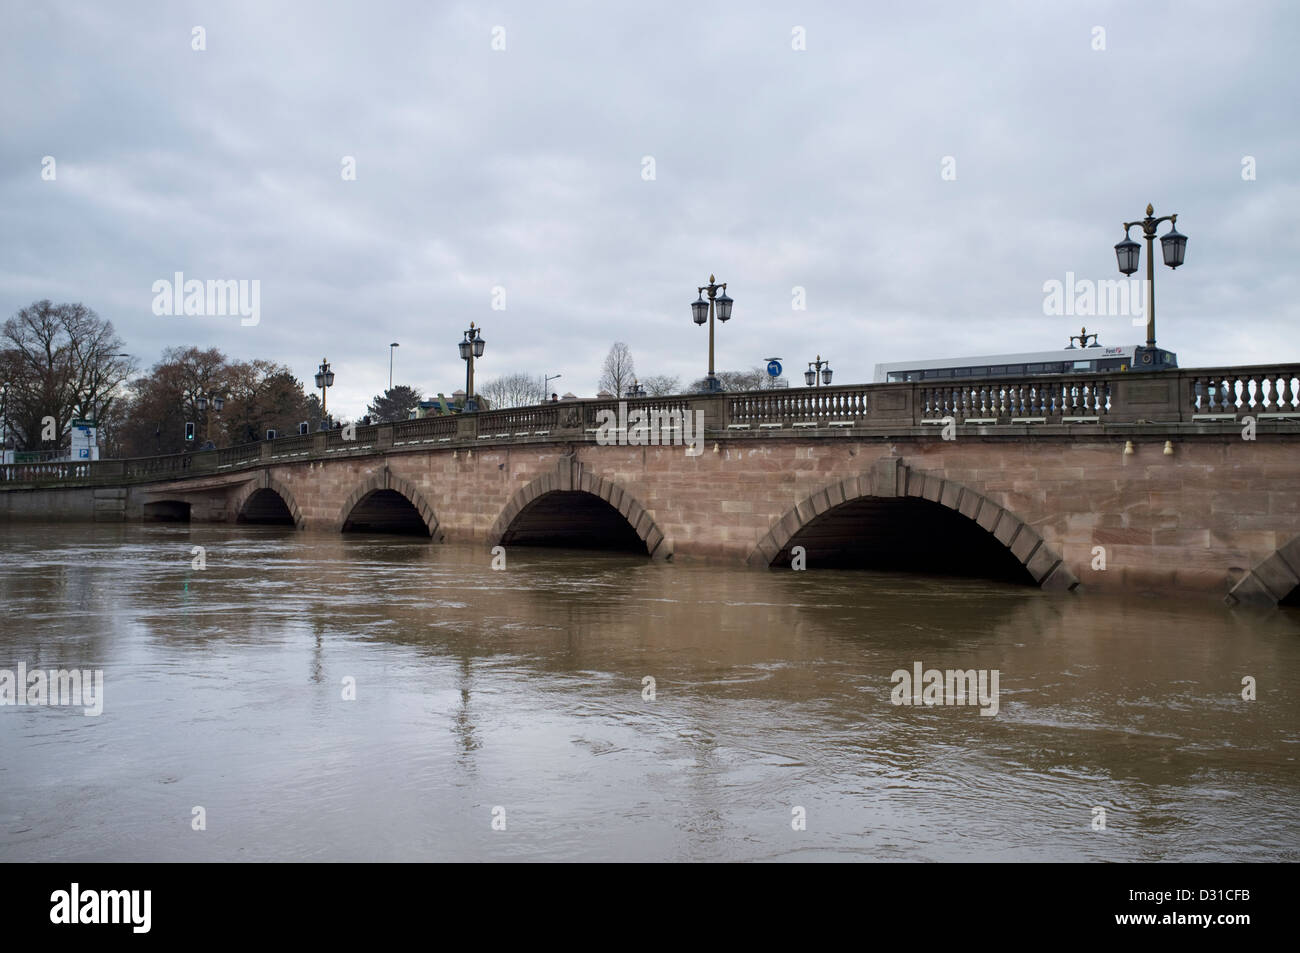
<box><xmin>804</xmin><ymin>355</ymin><xmax>833</xmax><ymax>387</ymax></box>
<box><xmin>1066</xmin><ymin>326</ymin><xmax>1100</xmax><ymax>349</ymax></box>
<box><xmin>183</xmin><ymin>388</ymin><xmax>225</xmax><ymax>446</ymax></box>
<box><xmin>315</xmin><ymin>358</ymin><xmax>335</xmax><ymax>426</ymax></box>
<box><xmin>690</xmin><ymin>275</ymin><xmax>734</xmax><ymax>393</ymax></box>
<box><xmin>389</xmin><ymin>342</ymin><xmax>399</xmax><ymax>390</ymax></box>
<box><xmin>205</xmin><ymin>393</ymin><xmax>224</xmax><ymax>445</ymax></box>
<box><xmin>0</xmin><ymin>380</ymin><xmax>9</xmax><ymax>465</ymax></box>
<box><xmin>1114</xmin><ymin>203</ymin><xmax>1187</xmax><ymax>365</ymax></box>
<box><xmin>458</xmin><ymin>323</ymin><xmax>485</xmax><ymax>411</ymax></box>
<box><xmin>544</xmin><ymin>373</ymin><xmax>562</xmax><ymax>402</ymax></box>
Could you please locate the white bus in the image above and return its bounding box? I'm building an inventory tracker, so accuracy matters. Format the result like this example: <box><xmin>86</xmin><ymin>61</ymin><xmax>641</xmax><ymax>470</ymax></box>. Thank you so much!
<box><xmin>873</xmin><ymin>344</ymin><xmax>1178</xmax><ymax>383</ymax></box>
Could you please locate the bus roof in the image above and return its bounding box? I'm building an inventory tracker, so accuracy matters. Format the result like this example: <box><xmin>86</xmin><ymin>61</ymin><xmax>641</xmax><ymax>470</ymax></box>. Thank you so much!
<box><xmin>872</xmin><ymin>345</ymin><xmax>1144</xmax><ymax>381</ymax></box>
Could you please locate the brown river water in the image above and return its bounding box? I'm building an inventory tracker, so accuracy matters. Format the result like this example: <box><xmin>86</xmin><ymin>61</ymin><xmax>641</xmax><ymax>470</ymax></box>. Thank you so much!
<box><xmin>1</xmin><ymin>522</ymin><xmax>1297</xmax><ymax>861</ymax></box>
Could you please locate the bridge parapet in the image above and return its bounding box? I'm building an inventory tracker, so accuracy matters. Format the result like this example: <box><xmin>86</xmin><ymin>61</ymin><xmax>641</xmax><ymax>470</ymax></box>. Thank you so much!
<box><xmin>2</xmin><ymin>364</ymin><xmax>1297</xmax><ymax>489</ymax></box>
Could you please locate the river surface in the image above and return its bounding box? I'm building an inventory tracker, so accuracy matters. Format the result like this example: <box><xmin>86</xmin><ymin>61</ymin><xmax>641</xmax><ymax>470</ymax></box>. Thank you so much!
<box><xmin>1</xmin><ymin>522</ymin><xmax>1297</xmax><ymax>862</ymax></box>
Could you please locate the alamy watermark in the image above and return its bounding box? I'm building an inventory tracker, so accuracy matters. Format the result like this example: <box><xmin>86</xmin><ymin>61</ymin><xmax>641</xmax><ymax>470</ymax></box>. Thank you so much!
<box><xmin>50</xmin><ymin>884</ymin><xmax>150</xmax><ymax>933</ymax></box>
<box><xmin>152</xmin><ymin>272</ymin><xmax>260</xmax><ymax>326</ymax></box>
<box><xmin>1043</xmin><ymin>272</ymin><xmax>1146</xmax><ymax>322</ymax></box>
<box><xmin>1</xmin><ymin>663</ymin><xmax>103</xmax><ymax>716</ymax></box>
<box><xmin>594</xmin><ymin>401</ymin><xmax>704</xmax><ymax>456</ymax></box>
<box><xmin>890</xmin><ymin>662</ymin><xmax>999</xmax><ymax>716</ymax></box>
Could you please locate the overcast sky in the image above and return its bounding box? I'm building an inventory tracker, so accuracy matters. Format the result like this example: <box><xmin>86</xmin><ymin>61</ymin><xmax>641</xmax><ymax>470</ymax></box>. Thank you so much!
<box><xmin>3</xmin><ymin>1</ymin><xmax>1298</xmax><ymax>418</ymax></box>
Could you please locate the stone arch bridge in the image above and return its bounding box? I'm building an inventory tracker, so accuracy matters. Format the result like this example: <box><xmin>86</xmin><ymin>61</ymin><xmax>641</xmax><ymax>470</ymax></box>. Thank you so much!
<box><xmin>3</xmin><ymin>363</ymin><xmax>1299</xmax><ymax>607</ymax></box>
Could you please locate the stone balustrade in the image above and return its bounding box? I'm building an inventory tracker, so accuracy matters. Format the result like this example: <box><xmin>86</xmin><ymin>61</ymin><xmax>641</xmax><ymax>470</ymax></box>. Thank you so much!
<box><xmin>3</xmin><ymin>364</ymin><xmax>1297</xmax><ymax>488</ymax></box>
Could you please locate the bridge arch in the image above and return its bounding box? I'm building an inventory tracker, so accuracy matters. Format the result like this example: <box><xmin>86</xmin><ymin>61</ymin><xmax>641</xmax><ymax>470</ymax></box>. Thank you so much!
<box><xmin>338</xmin><ymin>469</ymin><xmax>442</xmax><ymax>538</ymax></box>
<box><xmin>1226</xmin><ymin>537</ymin><xmax>1300</xmax><ymax>607</ymax></box>
<box><xmin>746</xmin><ymin>458</ymin><xmax>1078</xmax><ymax>590</ymax></box>
<box><xmin>232</xmin><ymin>475</ymin><xmax>305</xmax><ymax>528</ymax></box>
<box><xmin>142</xmin><ymin>499</ymin><xmax>192</xmax><ymax>522</ymax></box>
<box><xmin>489</xmin><ymin>457</ymin><xmax>670</xmax><ymax>558</ymax></box>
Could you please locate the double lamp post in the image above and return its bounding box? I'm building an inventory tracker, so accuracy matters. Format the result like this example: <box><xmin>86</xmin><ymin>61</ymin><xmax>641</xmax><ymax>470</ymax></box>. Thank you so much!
<box><xmin>1113</xmin><ymin>203</ymin><xmax>1187</xmax><ymax>366</ymax></box>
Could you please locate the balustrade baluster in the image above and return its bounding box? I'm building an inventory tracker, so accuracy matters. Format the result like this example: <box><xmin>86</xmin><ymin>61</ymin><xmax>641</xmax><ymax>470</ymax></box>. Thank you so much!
<box><xmin>1280</xmin><ymin>373</ymin><xmax>1296</xmax><ymax>413</ymax></box>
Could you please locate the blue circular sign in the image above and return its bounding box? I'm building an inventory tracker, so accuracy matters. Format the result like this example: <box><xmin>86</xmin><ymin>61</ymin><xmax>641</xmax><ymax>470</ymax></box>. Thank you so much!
<box><xmin>767</xmin><ymin>360</ymin><xmax>782</xmax><ymax>378</ymax></box>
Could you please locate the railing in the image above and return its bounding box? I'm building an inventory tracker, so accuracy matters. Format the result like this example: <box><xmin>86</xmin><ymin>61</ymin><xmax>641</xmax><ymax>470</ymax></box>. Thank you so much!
<box><xmin>393</xmin><ymin>415</ymin><xmax>458</xmax><ymax>440</ymax></box>
<box><xmin>729</xmin><ymin>387</ymin><xmax>870</xmax><ymax>423</ymax></box>
<box><xmin>475</xmin><ymin>405</ymin><xmax>561</xmax><ymax>434</ymax></box>
<box><xmin>218</xmin><ymin>443</ymin><xmax>264</xmax><ymax>467</ymax></box>
<box><xmin>584</xmin><ymin>397</ymin><xmax>692</xmax><ymax>429</ymax></box>
<box><xmin>1188</xmin><ymin>367</ymin><xmax>1300</xmax><ymax>414</ymax></box>
<box><xmin>264</xmin><ymin>434</ymin><xmax>314</xmax><ymax>457</ymax></box>
<box><xmin>0</xmin><ymin>461</ymin><xmax>97</xmax><ymax>482</ymax></box>
<box><xmin>920</xmin><ymin>377</ymin><xmax>1112</xmax><ymax>419</ymax></box>
<box><xmin>327</xmin><ymin>425</ymin><xmax>378</xmax><ymax>449</ymax></box>
<box><xmin>3</xmin><ymin>364</ymin><xmax>1297</xmax><ymax>487</ymax></box>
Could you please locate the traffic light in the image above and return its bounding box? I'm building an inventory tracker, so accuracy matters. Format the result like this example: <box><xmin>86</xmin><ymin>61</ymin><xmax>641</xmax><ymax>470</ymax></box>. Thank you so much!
<box><xmin>184</xmin><ymin>421</ymin><xmax>195</xmax><ymax>441</ymax></box>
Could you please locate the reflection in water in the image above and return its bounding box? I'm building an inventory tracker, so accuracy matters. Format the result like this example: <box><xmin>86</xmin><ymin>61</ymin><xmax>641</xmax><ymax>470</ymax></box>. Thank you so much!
<box><xmin>0</xmin><ymin>522</ymin><xmax>1297</xmax><ymax>861</ymax></box>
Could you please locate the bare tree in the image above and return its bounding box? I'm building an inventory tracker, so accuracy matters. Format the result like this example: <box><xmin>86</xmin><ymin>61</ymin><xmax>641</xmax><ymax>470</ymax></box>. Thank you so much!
<box><xmin>2</xmin><ymin>300</ymin><xmax>133</xmax><ymax>452</ymax></box>
<box><xmin>641</xmin><ymin>374</ymin><xmax>681</xmax><ymax>396</ymax></box>
<box><xmin>479</xmin><ymin>372</ymin><xmax>545</xmax><ymax>409</ymax></box>
<box><xmin>598</xmin><ymin>342</ymin><xmax>636</xmax><ymax>397</ymax></box>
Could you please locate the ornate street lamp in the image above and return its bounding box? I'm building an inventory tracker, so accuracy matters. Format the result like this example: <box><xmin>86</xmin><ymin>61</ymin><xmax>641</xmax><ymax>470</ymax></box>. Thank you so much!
<box><xmin>1114</xmin><ymin>203</ymin><xmax>1187</xmax><ymax>364</ymax></box>
<box><xmin>805</xmin><ymin>355</ymin><xmax>832</xmax><ymax>387</ymax></box>
<box><xmin>389</xmin><ymin>342</ymin><xmax>400</xmax><ymax>390</ymax></box>
<box><xmin>183</xmin><ymin>388</ymin><xmax>225</xmax><ymax>445</ymax></box>
<box><xmin>690</xmin><ymin>275</ymin><xmax>734</xmax><ymax>392</ymax></box>
<box><xmin>459</xmin><ymin>323</ymin><xmax>485</xmax><ymax>411</ymax></box>
<box><xmin>1066</xmin><ymin>326</ymin><xmax>1100</xmax><ymax>349</ymax></box>
<box><xmin>315</xmin><ymin>358</ymin><xmax>335</xmax><ymax>423</ymax></box>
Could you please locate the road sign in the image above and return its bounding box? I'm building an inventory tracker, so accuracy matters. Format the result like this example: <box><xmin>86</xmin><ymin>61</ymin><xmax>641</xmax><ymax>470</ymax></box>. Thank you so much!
<box><xmin>766</xmin><ymin>360</ymin><xmax>782</xmax><ymax>378</ymax></box>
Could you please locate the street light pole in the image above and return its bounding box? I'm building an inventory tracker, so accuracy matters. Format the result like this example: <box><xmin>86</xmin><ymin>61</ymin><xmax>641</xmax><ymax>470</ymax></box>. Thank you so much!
<box><xmin>315</xmin><ymin>358</ymin><xmax>335</xmax><ymax>425</ymax></box>
<box><xmin>690</xmin><ymin>275</ymin><xmax>735</xmax><ymax>392</ymax></box>
<box><xmin>205</xmin><ymin>393</ymin><xmax>224</xmax><ymax>444</ymax></box>
<box><xmin>1114</xmin><ymin>203</ymin><xmax>1187</xmax><ymax>364</ymax></box>
<box><xmin>458</xmin><ymin>324</ymin><xmax>486</xmax><ymax>411</ymax></box>
<box><xmin>544</xmin><ymin>373</ymin><xmax>561</xmax><ymax>401</ymax></box>
<box><xmin>389</xmin><ymin>342</ymin><xmax>399</xmax><ymax>391</ymax></box>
